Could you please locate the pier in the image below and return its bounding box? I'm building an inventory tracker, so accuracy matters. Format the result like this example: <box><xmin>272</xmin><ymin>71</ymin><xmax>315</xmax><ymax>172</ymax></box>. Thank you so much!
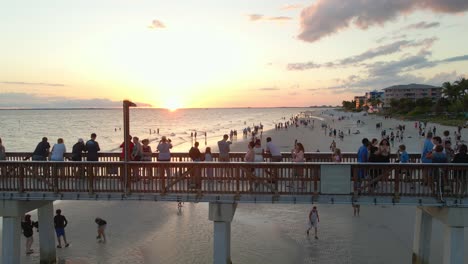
<box><xmin>1</xmin><ymin>152</ymin><xmax>467</xmax><ymax>264</ymax></box>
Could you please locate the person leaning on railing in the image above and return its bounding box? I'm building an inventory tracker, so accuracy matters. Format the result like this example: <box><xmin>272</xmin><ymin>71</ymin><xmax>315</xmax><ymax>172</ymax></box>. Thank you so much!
<box><xmin>0</xmin><ymin>137</ymin><xmax>5</xmax><ymax>161</ymax></box>
<box><xmin>452</xmin><ymin>144</ymin><xmax>468</xmax><ymax>197</ymax></box>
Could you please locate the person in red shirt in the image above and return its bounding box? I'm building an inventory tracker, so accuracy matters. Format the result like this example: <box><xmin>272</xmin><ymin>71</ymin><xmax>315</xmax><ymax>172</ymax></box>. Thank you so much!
<box><xmin>119</xmin><ymin>135</ymin><xmax>134</xmax><ymax>161</ymax></box>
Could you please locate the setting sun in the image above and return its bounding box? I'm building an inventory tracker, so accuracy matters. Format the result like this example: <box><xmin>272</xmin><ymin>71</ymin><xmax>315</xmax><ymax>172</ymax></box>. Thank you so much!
<box><xmin>164</xmin><ymin>97</ymin><xmax>182</xmax><ymax>111</ymax></box>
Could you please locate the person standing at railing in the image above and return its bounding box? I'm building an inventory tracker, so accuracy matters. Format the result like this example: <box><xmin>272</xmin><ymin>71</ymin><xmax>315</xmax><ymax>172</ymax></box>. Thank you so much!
<box><xmin>131</xmin><ymin>137</ymin><xmax>143</xmax><ymax>181</ymax></box>
<box><xmin>291</xmin><ymin>142</ymin><xmax>305</xmax><ymax>190</ymax></box>
<box><xmin>266</xmin><ymin>137</ymin><xmax>282</xmax><ymax>191</ymax></box>
<box><xmin>71</xmin><ymin>138</ymin><xmax>86</xmax><ymax>161</ymax></box>
<box><xmin>217</xmin><ymin>134</ymin><xmax>232</xmax><ymax>181</ymax></box>
<box><xmin>119</xmin><ymin>135</ymin><xmax>134</xmax><ymax>161</ymax></box>
<box><xmin>421</xmin><ymin>132</ymin><xmax>434</xmax><ymax>187</ymax></box>
<box><xmin>253</xmin><ymin>139</ymin><xmax>264</xmax><ymax>178</ymax></box>
<box><xmin>218</xmin><ymin>134</ymin><xmax>232</xmax><ymax>161</ymax></box>
<box><xmin>0</xmin><ymin>137</ymin><xmax>5</xmax><ymax>161</ymax></box>
<box><xmin>452</xmin><ymin>144</ymin><xmax>468</xmax><ymax>197</ymax></box>
<box><xmin>356</xmin><ymin>138</ymin><xmax>369</xmax><ymax>194</ymax></box>
<box><xmin>141</xmin><ymin>139</ymin><xmax>153</xmax><ymax>183</ymax></box>
<box><xmin>204</xmin><ymin>147</ymin><xmax>214</xmax><ymax>190</ymax></box>
<box><xmin>157</xmin><ymin>136</ymin><xmax>173</xmax><ymax>187</ymax></box>
<box><xmin>86</xmin><ymin>133</ymin><xmax>100</xmax><ymax>161</ymax></box>
<box><xmin>32</xmin><ymin>137</ymin><xmax>50</xmax><ymax>161</ymax></box>
<box><xmin>50</xmin><ymin>138</ymin><xmax>66</xmax><ymax>161</ymax></box>
<box><xmin>189</xmin><ymin>141</ymin><xmax>202</xmax><ymax>188</ymax></box>
<box><xmin>332</xmin><ymin>148</ymin><xmax>342</xmax><ymax>162</ymax></box>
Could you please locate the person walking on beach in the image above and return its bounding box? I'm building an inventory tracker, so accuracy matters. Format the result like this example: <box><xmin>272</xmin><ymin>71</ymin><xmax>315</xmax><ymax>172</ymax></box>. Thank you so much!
<box><xmin>32</xmin><ymin>137</ymin><xmax>50</xmax><ymax>161</ymax></box>
<box><xmin>329</xmin><ymin>140</ymin><xmax>336</xmax><ymax>152</ymax></box>
<box><xmin>306</xmin><ymin>206</ymin><xmax>320</xmax><ymax>239</ymax></box>
<box><xmin>54</xmin><ymin>209</ymin><xmax>70</xmax><ymax>248</ymax></box>
<box><xmin>86</xmin><ymin>133</ymin><xmax>100</xmax><ymax>161</ymax></box>
<box><xmin>95</xmin><ymin>217</ymin><xmax>107</xmax><ymax>243</ymax></box>
<box><xmin>21</xmin><ymin>214</ymin><xmax>38</xmax><ymax>254</ymax></box>
<box><xmin>0</xmin><ymin>137</ymin><xmax>5</xmax><ymax>161</ymax></box>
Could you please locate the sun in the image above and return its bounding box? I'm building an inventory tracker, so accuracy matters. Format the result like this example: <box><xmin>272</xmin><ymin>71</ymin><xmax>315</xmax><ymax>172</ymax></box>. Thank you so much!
<box><xmin>164</xmin><ymin>98</ymin><xmax>181</xmax><ymax>111</ymax></box>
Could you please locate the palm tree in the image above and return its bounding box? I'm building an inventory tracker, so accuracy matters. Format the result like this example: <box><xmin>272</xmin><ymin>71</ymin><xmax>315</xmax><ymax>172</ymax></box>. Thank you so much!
<box><xmin>454</xmin><ymin>77</ymin><xmax>468</xmax><ymax>97</ymax></box>
<box><xmin>442</xmin><ymin>81</ymin><xmax>460</xmax><ymax>102</ymax></box>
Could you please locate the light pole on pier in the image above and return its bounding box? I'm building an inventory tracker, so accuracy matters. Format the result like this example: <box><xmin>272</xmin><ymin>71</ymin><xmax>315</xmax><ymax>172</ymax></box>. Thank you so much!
<box><xmin>123</xmin><ymin>100</ymin><xmax>137</xmax><ymax>193</ymax></box>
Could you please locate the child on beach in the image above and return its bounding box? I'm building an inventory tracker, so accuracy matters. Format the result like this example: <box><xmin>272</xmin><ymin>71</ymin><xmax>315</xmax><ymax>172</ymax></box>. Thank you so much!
<box><xmin>306</xmin><ymin>206</ymin><xmax>320</xmax><ymax>239</ymax></box>
<box><xmin>95</xmin><ymin>217</ymin><xmax>107</xmax><ymax>243</ymax></box>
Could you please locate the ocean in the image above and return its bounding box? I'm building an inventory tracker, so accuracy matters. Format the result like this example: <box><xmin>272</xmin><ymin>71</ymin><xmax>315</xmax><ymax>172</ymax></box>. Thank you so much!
<box><xmin>0</xmin><ymin>108</ymin><xmax>309</xmax><ymax>152</ymax></box>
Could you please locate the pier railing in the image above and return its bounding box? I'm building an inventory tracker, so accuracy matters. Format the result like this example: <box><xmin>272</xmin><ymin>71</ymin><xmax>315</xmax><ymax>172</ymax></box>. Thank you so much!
<box><xmin>4</xmin><ymin>152</ymin><xmax>422</xmax><ymax>163</ymax></box>
<box><xmin>1</xmin><ymin>160</ymin><xmax>466</xmax><ymax>199</ymax></box>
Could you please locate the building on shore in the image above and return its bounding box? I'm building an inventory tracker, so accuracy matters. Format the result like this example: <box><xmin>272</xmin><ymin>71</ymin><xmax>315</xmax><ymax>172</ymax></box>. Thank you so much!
<box><xmin>354</xmin><ymin>96</ymin><xmax>366</xmax><ymax>109</ymax></box>
<box><xmin>383</xmin><ymin>83</ymin><xmax>442</xmax><ymax>107</ymax></box>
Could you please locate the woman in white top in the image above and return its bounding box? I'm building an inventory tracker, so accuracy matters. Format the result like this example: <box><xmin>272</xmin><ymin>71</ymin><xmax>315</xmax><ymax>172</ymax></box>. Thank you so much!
<box><xmin>307</xmin><ymin>206</ymin><xmax>320</xmax><ymax>239</ymax></box>
<box><xmin>50</xmin><ymin>138</ymin><xmax>66</xmax><ymax>161</ymax></box>
<box><xmin>204</xmin><ymin>147</ymin><xmax>214</xmax><ymax>190</ymax></box>
<box><xmin>157</xmin><ymin>136</ymin><xmax>173</xmax><ymax>181</ymax></box>
<box><xmin>291</xmin><ymin>142</ymin><xmax>305</xmax><ymax>190</ymax></box>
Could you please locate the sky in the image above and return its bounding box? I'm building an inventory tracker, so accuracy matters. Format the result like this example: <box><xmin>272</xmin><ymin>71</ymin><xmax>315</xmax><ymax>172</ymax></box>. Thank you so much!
<box><xmin>1</xmin><ymin>0</ymin><xmax>468</xmax><ymax>108</ymax></box>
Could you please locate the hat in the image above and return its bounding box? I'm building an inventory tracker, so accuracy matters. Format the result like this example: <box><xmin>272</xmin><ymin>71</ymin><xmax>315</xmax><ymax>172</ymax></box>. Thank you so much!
<box><xmin>78</xmin><ymin>138</ymin><xmax>84</xmax><ymax>143</ymax></box>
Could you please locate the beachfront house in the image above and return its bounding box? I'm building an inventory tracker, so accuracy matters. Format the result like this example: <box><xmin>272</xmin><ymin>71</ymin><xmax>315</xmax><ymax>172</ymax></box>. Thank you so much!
<box><xmin>382</xmin><ymin>83</ymin><xmax>442</xmax><ymax>107</ymax></box>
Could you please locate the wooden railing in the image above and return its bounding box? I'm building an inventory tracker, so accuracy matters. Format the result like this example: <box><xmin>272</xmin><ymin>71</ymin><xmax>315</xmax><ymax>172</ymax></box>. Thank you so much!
<box><xmin>0</xmin><ymin>160</ymin><xmax>466</xmax><ymax>199</ymax></box>
<box><xmin>4</xmin><ymin>152</ymin><xmax>422</xmax><ymax>163</ymax></box>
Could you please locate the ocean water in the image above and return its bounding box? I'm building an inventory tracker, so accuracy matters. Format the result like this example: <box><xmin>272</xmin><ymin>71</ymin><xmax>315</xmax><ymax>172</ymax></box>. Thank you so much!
<box><xmin>0</xmin><ymin>108</ymin><xmax>310</xmax><ymax>152</ymax></box>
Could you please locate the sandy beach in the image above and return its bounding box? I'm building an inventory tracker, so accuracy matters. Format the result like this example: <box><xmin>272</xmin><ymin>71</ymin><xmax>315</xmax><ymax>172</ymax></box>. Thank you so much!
<box><xmin>2</xmin><ymin>108</ymin><xmax>468</xmax><ymax>264</ymax></box>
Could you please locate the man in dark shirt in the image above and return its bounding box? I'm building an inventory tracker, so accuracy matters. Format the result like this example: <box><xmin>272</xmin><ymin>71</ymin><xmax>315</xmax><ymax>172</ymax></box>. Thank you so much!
<box><xmin>86</xmin><ymin>133</ymin><xmax>100</xmax><ymax>161</ymax></box>
<box><xmin>71</xmin><ymin>138</ymin><xmax>86</xmax><ymax>161</ymax></box>
<box><xmin>54</xmin><ymin>209</ymin><xmax>70</xmax><ymax>248</ymax></box>
<box><xmin>32</xmin><ymin>137</ymin><xmax>50</xmax><ymax>161</ymax></box>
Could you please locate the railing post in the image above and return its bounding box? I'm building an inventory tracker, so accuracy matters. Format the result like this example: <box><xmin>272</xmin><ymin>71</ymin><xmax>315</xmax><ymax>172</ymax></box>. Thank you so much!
<box><xmin>394</xmin><ymin>166</ymin><xmax>400</xmax><ymax>201</ymax></box>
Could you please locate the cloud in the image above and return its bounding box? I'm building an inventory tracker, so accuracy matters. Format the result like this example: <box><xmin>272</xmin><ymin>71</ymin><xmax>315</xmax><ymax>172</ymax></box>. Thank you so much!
<box><xmin>249</xmin><ymin>14</ymin><xmax>264</xmax><ymax>21</ymax></box>
<box><xmin>287</xmin><ymin>37</ymin><xmax>437</xmax><ymax>70</ymax></box>
<box><xmin>269</xmin><ymin>16</ymin><xmax>292</xmax><ymax>21</ymax></box>
<box><xmin>298</xmin><ymin>0</ymin><xmax>468</xmax><ymax>43</ymax></box>
<box><xmin>281</xmin><ymin>4</ymin><xmax>303</xmax><ymax>10</ymax></box>
<box><xmin>0</xmin><ymin>93</ymin><xmax>152</xmax><ymax>108</ymax></box>
<box><xmin>440</xmin><ymin>54</ymin><xmax>468</xmax><ymax>63</ymax></box>
<box><xmin>258</xmin><ymin>87</ymin><xmax>280</xmax><ymax>91</ymax></box>
<box><xmin>148</xmin><ymin>19</ymin><xmax>166</xmax><ymax>29</ymax></box>
<box><xmin>405</xmin><ymin>21</ymin><xmax>440</xmax><ymax>30</ymax></box>
<box><xmin>248</xmin><ymin>14</ymin><xmax>292</xmax><ymax>21</ymax></box>
<box><xmin>0</xmin><ymin>81</ymin><xmax>65</xmax><ymax>87</ymax></box>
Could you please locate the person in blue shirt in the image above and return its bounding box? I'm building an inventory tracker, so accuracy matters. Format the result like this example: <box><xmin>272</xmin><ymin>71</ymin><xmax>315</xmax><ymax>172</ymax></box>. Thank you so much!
<box><xmin>356</xmin><ymin>138</ymin><xmax>369</xmax><ymax>193</ymax></box>
<box><xmin>421</xmin><ymin>132</ymin><xmax>434</xmax><ymax>186</ymax></box>
<box><xmin>86</xmin><ymin>133</ymin><xmax>100</xmax><ymax>161</ymax></box>
<box><xmin>398</xmin><ymin>144</ymin><xmax>412</xmax><ymax>189</ymax></box>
